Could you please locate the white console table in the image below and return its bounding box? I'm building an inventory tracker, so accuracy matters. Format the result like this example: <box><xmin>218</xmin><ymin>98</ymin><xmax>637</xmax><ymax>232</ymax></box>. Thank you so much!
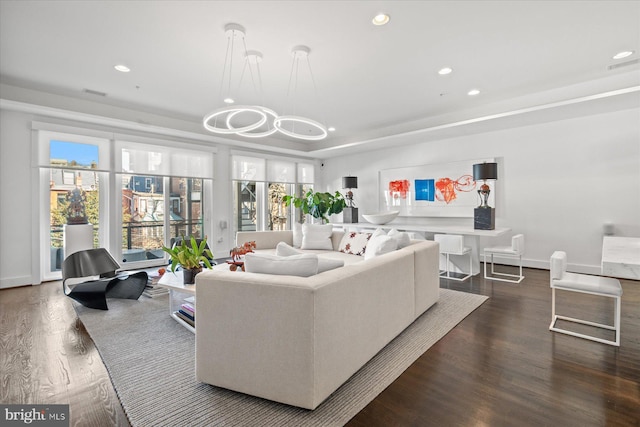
<box><xmin>332</xmin><ymin>222</ymin><xmax>511</xmax><ymax>276</ymax></box>
<box><xmin>602</xmin><ymin>236</ymin><xmax>640</xmax><ymax>280</ymax></box>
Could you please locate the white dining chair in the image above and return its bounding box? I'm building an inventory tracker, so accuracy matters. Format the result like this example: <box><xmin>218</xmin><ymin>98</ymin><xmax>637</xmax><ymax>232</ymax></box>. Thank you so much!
<box><xmin>483</xmin><ymin>234</ymin><xmax>525</xmax><ymax>283</ymax></box>
<box><xmin>435</xmin><ymin>234</ymin><xmax>472</xmax><ymax>282</ymax></box>
<box><xmin>549</xmin><ymin>251</ymin><xmax>622</xmax><ymax>346</ymax></box>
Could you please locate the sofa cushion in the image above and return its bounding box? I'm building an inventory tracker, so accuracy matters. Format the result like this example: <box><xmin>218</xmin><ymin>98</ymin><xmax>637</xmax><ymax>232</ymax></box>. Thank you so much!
<box><xmin>244</xmin><ymin>252</ymin><xmax>318</xmax><ymax>277</ymax></box>
<box><xmin>388</xmin><ymin>229</ymin><xmax>411</xmax><ymax>248</ymax></box>
<box><xmin>301</xmin><ymin>224</ymin><xmax>334</xmax><ymax>250</ymax></box>
<box><xmin>338</xmin><ymin>231</ymin><xmax>372</xmax><ymax>256</ymax></box>
<box><xmin>276</xmin><ymin>242</ymin><xmax>345</xmax><ymax>273</ymax></box>
<box><xmin>276</xmin><ymin>241</ymin><xmax>302</xmax><ymax>257</ymax></box>
<box><xmin>292</xmin><ymin>223</ymin><xmax>303</xmax><ymax>248</ymax></box>
<box><xmin>364</xmin><ymin>235</ymin><xmax>398</xmax><ymax>260</ymax></box>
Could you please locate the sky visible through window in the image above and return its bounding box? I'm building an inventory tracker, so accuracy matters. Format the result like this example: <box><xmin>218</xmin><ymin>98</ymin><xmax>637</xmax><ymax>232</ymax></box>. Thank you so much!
<box><xmin>50</xmin><ymin>140</ymin><xmax>98</xmax><ymax>167</ymax></box>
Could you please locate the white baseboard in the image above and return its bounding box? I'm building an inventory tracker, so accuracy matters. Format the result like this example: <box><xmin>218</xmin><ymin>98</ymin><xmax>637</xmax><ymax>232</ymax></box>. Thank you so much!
<box><xmin>0</xmin><ymin>275</ymin><xmax>35</xmax><ymax>289</ymax></box>
<box><xmin>488</xmin><ymin>258</ymin><xmax>602</xmax><ymax>276</ymax></box>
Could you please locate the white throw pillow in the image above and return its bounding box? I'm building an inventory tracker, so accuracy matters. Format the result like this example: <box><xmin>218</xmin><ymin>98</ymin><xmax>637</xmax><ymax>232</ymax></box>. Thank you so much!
<box><xmin>276</xmin><ymin>241</ymin><xmax>302</xmax><ymax>256</ymax></box>
<box><xmin>276</xmin><ymin>241</ymin><xmax>344</xmax><ymax>273</ymax></box>
<box><xmin>364</xmin><ymin>235</ymin><xmax>398</xmax><ymax>260</ymax></box>
<box><xmin>388</xmin><ymin>229</ymin><xmax>411</xmax><ymax>248</ymax></box>
<box><xmin>371</xmin><ymin>228</ymin><xmax>387</xmax><ymax>239</ymax></box>
<box><xmin>244</xmin><ymin>253</ymin><xmax>318</xmax><ymax>277</ymax></box>
<box><xmin>338</xmin><ymin>231</ymin><xmax>372</xmax><ymax>256</ymax></box>
<box><xmin>301</xmin><ymin>223</ymin><xmax>334</xmax><ymax>250</ymax></box>
<box><xmin>292</xmin><ymin>223</ymin><xmax>303</xmax><ymax>248</ymax></box>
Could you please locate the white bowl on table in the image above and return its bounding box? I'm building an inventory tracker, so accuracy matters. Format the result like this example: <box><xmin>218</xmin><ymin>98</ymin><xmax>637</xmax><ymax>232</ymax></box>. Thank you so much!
<box><xmin>362</xmin><ymin>210</ymin><xmax>400</xmax><ymax>225</ymax></box>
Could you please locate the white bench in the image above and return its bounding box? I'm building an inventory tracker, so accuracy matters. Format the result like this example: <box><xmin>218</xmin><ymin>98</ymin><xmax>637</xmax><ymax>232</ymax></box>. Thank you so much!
<box><xmin>549</xmin><ymin>251</ymin><xmax>622</xmax><ymax>346</ymax></box>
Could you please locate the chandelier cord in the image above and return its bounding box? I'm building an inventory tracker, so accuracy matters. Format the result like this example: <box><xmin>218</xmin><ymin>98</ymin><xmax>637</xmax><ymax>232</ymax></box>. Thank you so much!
<box><xmin>216</xmin><ymin>34</ymin><xmax>233</xmax><ymax>128</ymax></box>
<box><xmin>284</xmin><ymin>52</ymin><xmax>296</xmax><ymax>117</ymax></box>
<box><xmin>255</xmin><ymin>61</ymin><xmax>272</xmax><ymax>130</ymax></box>
<box><xmin>227</xmin><ymin>31</ymin><xmax>236</xmax><ymax>101</ymax></box>
<box><xmin>305</xmin><ymin>55</ymin><xmax>326</xmax><ymax>128</ymax></box>
<box><xmin>240</xmin><ymin>38</ymin><xmax>256</xmax><ymax>96</ymax></box>
<box><xmin>293</xmin><ymin>55</ymin><xmax>300</xmax><ymax>132</ymax></box>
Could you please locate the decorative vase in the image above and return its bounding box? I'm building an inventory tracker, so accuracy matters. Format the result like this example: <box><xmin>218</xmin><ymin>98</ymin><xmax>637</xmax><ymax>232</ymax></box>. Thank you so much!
<box><xmin>183</xmin><ymin>267</ymin><xmax>202</xmax><ymax>285</ymax></box>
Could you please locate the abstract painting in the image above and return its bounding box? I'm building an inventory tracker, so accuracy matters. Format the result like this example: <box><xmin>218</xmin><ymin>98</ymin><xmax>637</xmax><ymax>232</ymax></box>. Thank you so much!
<box><xmin>379</xmin><ymin>158</ymin><xmax>495</xmax><ymax>217</ymax></box>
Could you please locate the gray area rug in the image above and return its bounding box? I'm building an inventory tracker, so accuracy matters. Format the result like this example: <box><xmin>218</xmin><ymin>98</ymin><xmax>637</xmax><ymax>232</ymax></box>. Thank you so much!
<box><xmin>75</xmin><ymin>289</ymin><xmax>488</xmax><ymax>426</ymax></box>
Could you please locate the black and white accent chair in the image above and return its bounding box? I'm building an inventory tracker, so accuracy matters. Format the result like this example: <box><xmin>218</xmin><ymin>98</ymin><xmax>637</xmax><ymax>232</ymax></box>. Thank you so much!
<box><xmin>62</xmin><ymin>248</ymin><xmax>148</xmax><ymax>310</ymax></box>
<box><xmin>483</xmin><ymin>234</ymin><xmax>525</xmax><ymax>283</ymax></box>
<box><xmin>435</xmin><ymin>234</ymin><xmax>472</xmax><ymax>282</ymax></box>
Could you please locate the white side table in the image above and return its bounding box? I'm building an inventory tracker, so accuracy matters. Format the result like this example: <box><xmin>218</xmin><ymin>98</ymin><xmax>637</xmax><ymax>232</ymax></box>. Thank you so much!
<box><xmin>157</xmin><ymin>271</ymin><xmax>196</xmax><ymax>333</ymax></box>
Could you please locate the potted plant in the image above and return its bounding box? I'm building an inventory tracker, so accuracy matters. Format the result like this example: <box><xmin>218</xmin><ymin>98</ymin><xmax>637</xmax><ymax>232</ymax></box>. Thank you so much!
<box><xmin>162</xmin><ymin>236</ymin><xmax>213</xmax><ymax>284</ymax></box>
<box><xmin>283</xmin><ymin>189</ymin><xmax>347</xmax><ymax>224</ymax></box>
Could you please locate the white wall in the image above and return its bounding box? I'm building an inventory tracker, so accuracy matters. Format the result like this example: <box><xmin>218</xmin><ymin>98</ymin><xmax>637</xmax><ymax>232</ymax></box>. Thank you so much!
<box><xmin>320</xmin><ymin>108</ymin><xmax>640</xmax><ymax>274</ymax></box>
<box><xmin>0</xmin><ymin>109</ymin><xmax>35</xmax><ymax>288</ymax></box>
<box><xmin>2</xmin><ymin>104</ymin><xmax>638</xmax><ymax>287</ymax></box>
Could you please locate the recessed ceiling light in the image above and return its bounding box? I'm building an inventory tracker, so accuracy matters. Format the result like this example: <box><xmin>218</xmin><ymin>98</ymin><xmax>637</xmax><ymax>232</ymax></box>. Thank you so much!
<box><xmin>438</xmin><ymin>67</ymin><xmax>453</xmax><ymax>75</ymax></box>
<box><xmin>372</xmin><ymin>13</ymin><xmax>390</xmax><ymax>26</ymax></box>
<box><xmin>328</xmin><ymin>127</ymin><xmax>336</xmax><ymax>132</ymax></box>
<box><xmin>613</xmin><ymin>50</ymin><xmax>634</xmax><ymax>60</ymax></box>
<box><xmin>114</xmin><ymin>64</ymin><xmax>130</xmax><ymax>73</ymax></box>
<box><xmin>468</xmin><ymin>89</ymin><xmax>480</xmax><ymax>96</ymax></box>
<box><xmin>223</xmin><ymin>98</ymin><xmax>235</xmax><ymax>104</ymax></box>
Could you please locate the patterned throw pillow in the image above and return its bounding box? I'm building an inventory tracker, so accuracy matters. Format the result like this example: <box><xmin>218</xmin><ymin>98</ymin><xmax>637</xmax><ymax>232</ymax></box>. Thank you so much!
<box><xmin>338</xmin><ymin>232</ymin><xmax>372</xmax><ymax>256</ymax></box>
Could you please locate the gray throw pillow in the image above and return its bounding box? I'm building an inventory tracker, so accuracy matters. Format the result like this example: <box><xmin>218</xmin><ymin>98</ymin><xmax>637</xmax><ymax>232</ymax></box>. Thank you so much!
<box><xmin>244</xmin><ymin>252</ymin><xmax>318</xmax><ymax>277</ymax></box>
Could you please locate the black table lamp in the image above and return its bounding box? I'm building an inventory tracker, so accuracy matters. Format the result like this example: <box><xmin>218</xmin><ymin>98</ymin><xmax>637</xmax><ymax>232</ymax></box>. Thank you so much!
<box><xmin>473</xmin><ymin>162</ymin><xmax>497</xmax><ymax>230</ymax></box>
<box><xmin>342</xmin><ymin>176</ymin><xmax>358</xmax><ymax>223</ymax></box>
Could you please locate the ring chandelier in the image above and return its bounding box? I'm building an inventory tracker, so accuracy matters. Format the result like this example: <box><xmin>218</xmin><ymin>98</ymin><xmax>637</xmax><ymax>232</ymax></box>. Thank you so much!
<box><xmin>202</xmin><ymin>24</ymin><xmax>328</xmax><ymax>141</ymax></box>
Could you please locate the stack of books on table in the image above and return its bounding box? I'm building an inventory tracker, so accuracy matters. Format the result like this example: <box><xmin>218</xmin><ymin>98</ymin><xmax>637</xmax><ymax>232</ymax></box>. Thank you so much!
<box><xmin>143</xmin><ymin>270</ymin><xmax>169</xmax><ymax>298</ymax></box>
<box><xmin>175</xmin><ymin>302</ymin><xmax>195</xmax><ymax>327</ymax></box>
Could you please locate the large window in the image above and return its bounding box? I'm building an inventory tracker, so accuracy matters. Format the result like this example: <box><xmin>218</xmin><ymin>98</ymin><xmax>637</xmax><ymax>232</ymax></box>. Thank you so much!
<box><xmin>39</xmin><ymin>136</ymin><xmax>110</xmax><ymax>277</ymax></box>
<box><xmin>231</xmin><ymin>154</ymin><xmax>315</xmax><ymax>232</ymax></box>
<box><xmin>234</xmin><ymin>180</ymin><xmax>258</xmax><ymax>232</ymax></box>
<box><xmin>119</xmin><ymin>174</ymin><xmax>205</xmax><ymax>264</ymax></box>
<box><xmin>37</xmin><ymin>128</ymin><xmax>214</xmax><ymax>281</ymax></box>
<box><xmin>117</xmin><ymin>141</ymin><xmax>213</xmax><ymax>266</ymax></box>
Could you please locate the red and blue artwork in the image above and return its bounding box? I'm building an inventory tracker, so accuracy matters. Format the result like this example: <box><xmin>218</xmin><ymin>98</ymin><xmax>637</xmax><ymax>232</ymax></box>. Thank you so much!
<box><xmin>380</xmin><ymin>159</ymin><xmax>493</xmax><ymax>217</ymax></box>
<box><xmin>415</xmin><ymin>179</ymin><xmax>435</xmax><ymax>201</ymax></box>
<box><xmin>414</xmin><ymin>175</ymin><xmax>475</xmax><ymax>204</ymax></box>
<box><xmin>389</xmin><ymin>180</ymin><xmax>410</xmax><ymax>199</ymax></box>
<box><xmin>434</xmin><ymin>175</ymin><xmax>475</xmax><ymax>204</ymax></box>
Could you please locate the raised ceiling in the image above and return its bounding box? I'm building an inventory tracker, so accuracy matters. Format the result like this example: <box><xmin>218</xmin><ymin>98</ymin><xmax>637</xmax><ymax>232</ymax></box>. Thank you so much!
<box><xmin>1</xmin><ymin>1</ymin><xmax>639</xmax><ymax>157</ymax></box>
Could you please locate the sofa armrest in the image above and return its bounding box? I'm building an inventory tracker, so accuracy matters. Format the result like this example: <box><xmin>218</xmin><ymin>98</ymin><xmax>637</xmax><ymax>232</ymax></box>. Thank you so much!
<box><xmin>236</xmin><ymin>230</ymin><xmax>293</xmax><ymax>249</ymax></box>
<box><xmin>402</xmin><ymin>240</ymin><xmax>440</xmax><ymax>317</ymax></box>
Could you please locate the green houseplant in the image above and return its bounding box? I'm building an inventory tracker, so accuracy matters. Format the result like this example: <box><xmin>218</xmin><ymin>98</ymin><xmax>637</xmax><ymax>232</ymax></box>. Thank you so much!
<box><xmin>283</xmin><ymin>189</ymin><xmax>347</xmax><ymax>224</ymax></box>
<box><xmin>162</xmin><ymin>236</ymin><xmax>213</xmax><ymax>284</ymax></box>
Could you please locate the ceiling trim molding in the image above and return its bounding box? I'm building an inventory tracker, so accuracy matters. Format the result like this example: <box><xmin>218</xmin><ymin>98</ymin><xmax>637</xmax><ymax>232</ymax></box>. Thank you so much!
<box><xmin>308</xmin><ymin>86</ymin><xmax>640</xmax><ymax>155</ymax></box>
<box><xmin>3</xmin><ymin>84</ymin><xmax>638</xmax><ymax>159</ymax></box>
<box><xmin>0</xmin><ymin>97</ymin><xmax>319</xmax><ymax>159</ymax></box>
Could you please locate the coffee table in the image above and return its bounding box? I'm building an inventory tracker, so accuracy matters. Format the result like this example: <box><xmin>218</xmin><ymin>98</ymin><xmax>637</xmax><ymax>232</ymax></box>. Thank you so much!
<box><xmin>157</xmin><ymin>270</ymin><xmax>196</xmax><ymax>333</ymax></box>
<box><xmin>157</xmin><ymin>264</ymin><xmax>232</xmax><ymax>333</ymax></box>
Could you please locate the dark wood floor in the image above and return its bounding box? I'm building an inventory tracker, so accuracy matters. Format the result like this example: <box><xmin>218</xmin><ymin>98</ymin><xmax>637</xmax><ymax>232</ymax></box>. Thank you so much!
<box><xmin>1</xmin><ymin>267</ymin><xmax>638</xmax><ymax>426</ymax></box>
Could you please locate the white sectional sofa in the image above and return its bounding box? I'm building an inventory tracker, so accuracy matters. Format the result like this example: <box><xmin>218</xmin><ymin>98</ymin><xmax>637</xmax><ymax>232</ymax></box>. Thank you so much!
<box><xmin>195</xmin><ymin>229</ymin><xmax>440</xmax><ymax>409</ymax></box>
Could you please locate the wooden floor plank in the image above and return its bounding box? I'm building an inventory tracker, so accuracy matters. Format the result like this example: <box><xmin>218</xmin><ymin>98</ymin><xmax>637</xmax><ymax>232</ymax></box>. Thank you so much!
<box><xmin>0</xmin><ymin>266</ymin><xmax>638</xmax><ymax>426</ymax></box>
